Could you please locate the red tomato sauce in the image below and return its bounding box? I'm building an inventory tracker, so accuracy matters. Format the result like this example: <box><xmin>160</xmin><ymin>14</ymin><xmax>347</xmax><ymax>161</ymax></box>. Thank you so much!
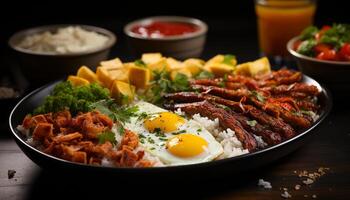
<box><xmin>131</xmin><ymin>21</ymin><xmax>199</xmax><ymax>38</ymax></box>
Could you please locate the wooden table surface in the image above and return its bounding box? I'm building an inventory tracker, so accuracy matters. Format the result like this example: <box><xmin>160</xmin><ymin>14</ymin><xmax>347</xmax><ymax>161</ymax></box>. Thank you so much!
<box><xmin>1</xmin><ymin>96</ymin><xmax>349</xmax><ymax>200</ymax></box>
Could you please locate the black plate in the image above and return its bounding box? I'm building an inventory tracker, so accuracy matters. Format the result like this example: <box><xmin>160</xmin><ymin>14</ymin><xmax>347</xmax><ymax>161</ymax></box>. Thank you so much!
<box><xmin>9</xmin><ymin>75</ymin><xmax>332</xmax><ymax>180</ymax></box>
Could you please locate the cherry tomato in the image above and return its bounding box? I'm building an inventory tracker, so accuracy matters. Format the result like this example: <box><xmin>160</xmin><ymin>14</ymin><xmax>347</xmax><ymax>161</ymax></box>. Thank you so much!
<box><xmin>321</xmin><ymin>25</ymin><xmax>332</xmax><ymax>31</ymax></box>
<box><xmin>338</xmin><ymin>43</ymin><xmax>350</xmax><ymax>61</ymax></box>
<box><xmin>314</xmin><ymin>44</ymin><xmax>332</xmax><ymax>53</ymax></box>
<box><xmin>316</xmin><ymin>50</ymin><xmax>337</xmax><ymax>60</ymax></box>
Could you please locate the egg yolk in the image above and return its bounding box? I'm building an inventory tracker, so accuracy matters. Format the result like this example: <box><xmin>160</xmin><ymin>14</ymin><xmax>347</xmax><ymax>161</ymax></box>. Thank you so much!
<box><xmin>144</xmin><ymin>112</ymin><xmax>185</xmax><ymax>133</ymax></box>
<box><xmin>166</xmin><ymin>134</ymin><xmax>208</xmax><ymax>157</ymax></box>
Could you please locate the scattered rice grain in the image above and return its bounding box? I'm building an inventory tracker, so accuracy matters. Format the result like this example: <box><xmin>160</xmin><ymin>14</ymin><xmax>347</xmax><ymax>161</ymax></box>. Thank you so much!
<box><xmin>258</xmin><ymin>179</ymin><xmax>272</xmax><ymax>189</ymax></box>
<box><xmin>281</xmin><ymin>191</ymin><xmax>292</xmax><ymax>199</ymax></box>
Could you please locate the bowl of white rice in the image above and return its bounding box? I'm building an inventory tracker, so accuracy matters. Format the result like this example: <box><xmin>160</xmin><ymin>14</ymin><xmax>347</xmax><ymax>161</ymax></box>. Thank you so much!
<box><xmin>8</xmin><ymin>24</ymin><xmax>116</xmax><ymax>85</ymax></box>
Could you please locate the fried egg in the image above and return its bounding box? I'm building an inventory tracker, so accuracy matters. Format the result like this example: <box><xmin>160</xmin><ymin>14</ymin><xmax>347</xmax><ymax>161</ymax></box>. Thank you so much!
<box><xmin>124</xmin><ymin>101</ymin><xmax>223</xmax><ymax>166</ymax></box>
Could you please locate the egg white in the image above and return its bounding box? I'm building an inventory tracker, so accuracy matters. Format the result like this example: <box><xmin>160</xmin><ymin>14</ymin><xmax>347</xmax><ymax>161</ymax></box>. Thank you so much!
<box><xmin>124</xmin><ymin>101</ymin><xmax>223</xmax><ymax>166</ymax></box>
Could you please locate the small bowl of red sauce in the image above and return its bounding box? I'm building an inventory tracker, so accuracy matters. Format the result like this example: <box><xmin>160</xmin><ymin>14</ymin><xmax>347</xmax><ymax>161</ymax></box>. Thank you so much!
<box><xmin>124</xmin><ymin>16</ymin><xmax>207</xmax><ymax>59</ymax></box>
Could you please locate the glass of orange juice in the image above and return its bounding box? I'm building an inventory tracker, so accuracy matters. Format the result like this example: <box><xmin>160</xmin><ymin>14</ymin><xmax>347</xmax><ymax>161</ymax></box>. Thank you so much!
<box><xmin>255</xmin><ymin>0</ymin><xmax>316</xmax><ymax>59</ymax></box>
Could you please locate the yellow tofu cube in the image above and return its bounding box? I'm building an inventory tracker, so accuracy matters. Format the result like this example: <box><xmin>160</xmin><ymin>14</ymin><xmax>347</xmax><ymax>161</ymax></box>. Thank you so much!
<box><xmin>141</xmin><ymin>53</ymin><xmax>163</xmax><ymax>64</ymax></box>
<box><xmin>208</xmin><ymin>63</ymin><xmax>235</xmax><ymax>77</ymax></box>
<box><xmin>170</xmin><ymin>68</ymin><xmax>192</xmax><ymax>81</ymax></box>
<box><xmin>183</xmin><ymin>58</ymin><xmax>205</xmax><ymax>75</ymax></box>
<box><xmin>206</xmin><ymin>55</ymin><xmax>225</xmax><ymax>65</ymax></box>
<box><xmin>249</xmin><ymin>57</ymin><xmax>271</xmax><ymax>76</ymax></box>
<box><xmin>166</xmin><ymin>57</ymin><xmax>182</xmax><ymax>70</ymax></box>
<box><xmin>96</xmin><ymin>67</ymin><xmax>114</xmax><ymax>88</ymax></box>
<box><xmin>235</xmin><ymin>57</ymin><xmax>271</xmax><ymax>76</ymax></box>
<box><xmin>128</xmin><ymin>64</ymin><xmax>151</xmax><ymax>89</ymax></box>
<box><xmin>109</xmin><ymin>68</ymin><xmax>129</xmax><ymax>82</ymax></box>
<box><xmin>100</xmin><ymin>58</ymin><xmax>123</xmax><ymax>70</ymax></box>
<box><xmin>235</xmin><ymin>63</ymin><xmax>251</xmax><ymax>76</ymax></box>
<box><xmin>110</xmin><ymin>80</ymin><xmax>135</xmax><ymax>104</ymax></box>
<box><xmin>76</xmin><ymin>66</ymin><xmax>99</xmax><ymax>83</ymax></box>
<box><xmin>148</xmin><ymin>58</ymin><xmax>170</xmax><ymax>72</ymax></box>
<box><xmin>67</xmin><ymin>75</ymin><xmax>90</xmax><ymax>86</ymax></box>
<box><xmin>205</xmin><ymin>54</ymin><xmax>237</xmax><ymax>69</ymax></box>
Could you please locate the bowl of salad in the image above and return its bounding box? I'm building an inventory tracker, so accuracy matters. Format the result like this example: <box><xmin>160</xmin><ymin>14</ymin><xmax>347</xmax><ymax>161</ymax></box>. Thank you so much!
<box><xmin>287</xmin><ymin>24</ymin><xmax>350</xmax><ymax>92</ymax></box>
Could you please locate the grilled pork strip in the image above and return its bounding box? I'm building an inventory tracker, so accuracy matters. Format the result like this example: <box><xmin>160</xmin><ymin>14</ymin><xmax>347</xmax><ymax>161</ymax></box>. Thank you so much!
<box><xmin>168</xmin><ymin>101</ymin><xmax>282</xmax><ymax>146</ymax></box>
<box><xmin>261</xmin><ymin>83</ymin><xmax>320</xmax><ymax>96</ymax></box>
<box><xmin>164</xmin><ymin>92</ymin><xmax>296</xmax><ymax>139</ymax></box>
<box><xmin>254</xmin><ymin>69</ymin><xmax>302</xmax><ymax>86</ymax></box>
<box><xmin>249</xmin><ymin>98</ymin><xmax>311</xmax><ymax>129</ymax></box>
<box><xmin>169</xmin><ymin>101</ymin><xmax>257</xmax><ymax>151</ymax></box>
<box><xmin>190</xmin><ymin>84</ymin><xmax>312</xmax><ymax>129</ymax></box>
<box><xmin>225</xmin><ymin>109</ymin><xmax>282</xmax><ymax>145</ymax></box>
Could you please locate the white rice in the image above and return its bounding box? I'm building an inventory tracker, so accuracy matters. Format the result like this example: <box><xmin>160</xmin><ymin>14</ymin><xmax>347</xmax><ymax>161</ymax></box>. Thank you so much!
<box><xmin>216</xmin><ymin>129</ymin><xmax>249</xmax><ymax>159</ymax></box>
<box><xmin>16</xmin><ymin>108</ymin><xmax>264</xmax><ymax>166</ymax></box>
<box><xmin>18</xmin><ymin>26</ymin><xmax>109</xmax><ymax>54</ymax></box>
<box><xmin>174</xmin><ymin>108</ymin><xmax>186</xmax><ymax>117</ymax></box>
<box><xmin>191</xmin><ymin>113</ymin><xmax>249</xmax><ymax>159</ymax></box>
<box><xmin>98</xmin><ymin>145</ymin><xmax>165</xmax><ymax>168</ymax></box>
<box><xmin>281</xmin><ymin>191</ymin><xmax>292</xmax><ymax>198</ymax></box>
<box><xmin>16</xmin><ymin>125</ymin><xmax>30</xmax><ymax>137</ymax></box>
<box><xmin>136</xmin><ymin>146</ymin><xmax>164</xmax><ymax>167</ymax></box>
<box><xmin>192</xmin><ymin>113</ymin><xmax>220</xmax><ymax>135</ymax></box>
<box><xmin>258</xmin><ymin>179</ymin><xmax>272</xmax><ymax>189</ymax></box>
<box><xmin>254</xmin><ymin>135</ymin><xmax>268</xmax><ymax>148</ymax></box>
<box><xmin>101</xmin><ymin>158</ymin><xmax>115</xmax><ymax>167</ymax></box>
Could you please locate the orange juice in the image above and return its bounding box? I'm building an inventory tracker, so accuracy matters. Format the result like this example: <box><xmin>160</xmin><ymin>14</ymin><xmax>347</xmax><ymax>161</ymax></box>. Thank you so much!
<box><xmin>256</xmin><ymin>0</ymin><xmax>316</xmax><ymax>56</ymax></box>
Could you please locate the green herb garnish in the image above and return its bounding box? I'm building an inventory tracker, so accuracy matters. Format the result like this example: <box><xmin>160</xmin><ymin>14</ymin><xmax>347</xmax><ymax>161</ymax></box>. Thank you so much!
<box><xmin>172</xmin><ymin>73</ymin><xmax>190</xmax><ymax>91</ymax></box>
<box><xmin>246</xmin><ymin>120</ymin><xmax>257</xmax><ymax>127</ymax></box>
<box><xmin>297</xmin><ymin>39</ymin><xmax>317</xmax><ymax>57</ymax></box>
<box><xmin>91</xmin><ymin>100</ymin><xmax>139</xmax><ymax>123</ymax></box>
<box><xmin>300</xmin><ymin>110</ymin><xmax>316</xmax><ymax>117</ymax></box>
<box><xmin>142</xmin><ymin>69</ymin><xmax>189</xmax><ymax>104</ymax></box>
<box><xmin>172</xmin><ymin>130</ymin><xmax>186</xmax><ymax>135</ymax></box>
<box><xmin>153</xmin><ymin>128</ymin><xmax>165</xmax><ymax>137</ymax></box>
<box><xmin>137</xmin><ymin>112</ymin><xmax>148</xmax><ymax>121</ymax></box>
<box><xmin>97</xmin><ymin>131</ymin><xmax>117</xmax><ymax>145</ymax></box>
<box><xmin>320</xmin><ymin>24</ymin><xmax>350</xmax><ymax>48</ymax></box>
<box><xmin>251</xmin><ymin>91</ymin><xmax>266</xmax><ymax>103</ymax></box>
<box><xmin>134</xmin><ymin>59</ymin><xmax>147</xmax><ymax>68</ymax></box>
<box><xmin>194</xmin><ymin>70</ymin><xmax>214</xmax><ymax>79</ymax></box>
<box><xmin>147</xmin><ymin>137</ymin><xmax>155</xmax><ymax>144</ymax></box>
<box><xmin>118</xmin><ymin>126</ymin><xmax>125</xmax><ymax>135</ymax></box>
<box><xmin>218</xmin><ymin>81</ymin><xmax>225</xmax><ymax>88</ymax></box>
<box><xmin>222</xmin><ymin>54</ymin><xmax>236</xmax><ymax>66</ymax></box>
<box><xmin>300</xmin><ymin>26</ymin><xmax>319</xmax><ymax>40</ymax></box>
<box><xmin>114</xmin><ymin>106</ymin><xmax>139</xmax><ymax>123</ymax></box>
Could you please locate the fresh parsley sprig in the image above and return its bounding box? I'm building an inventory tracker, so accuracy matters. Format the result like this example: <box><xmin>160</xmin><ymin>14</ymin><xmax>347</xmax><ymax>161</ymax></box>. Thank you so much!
<box><xmin>97</xmin><ymin>131</ymin><xmax>117</xmax><ymax>145</ymax></box>
<box><xmin>142</xmin><ymin>70</ymin><xmax>190</xmax><ymax>104</ymax></box>
<box><xmin>90</xmin><ymin>100</ymin><xmax>139</xmax><ymax>124</ymax></box>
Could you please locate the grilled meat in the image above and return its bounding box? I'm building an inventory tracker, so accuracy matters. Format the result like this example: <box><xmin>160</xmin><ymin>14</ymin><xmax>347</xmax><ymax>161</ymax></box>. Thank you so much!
<box><xmin>168</xmin><ymin>101</ymin><xmax>282</xmax><ymax>146</ymax></box>
<box><xmin>168</xmin><ymin>101</ymin><xmax>258</xmax><ymax>151</ymax></box>
<box><xmin>164</xmin><ymin>92</ymin><xmax>296</xmax><ymax>139</ymax></box>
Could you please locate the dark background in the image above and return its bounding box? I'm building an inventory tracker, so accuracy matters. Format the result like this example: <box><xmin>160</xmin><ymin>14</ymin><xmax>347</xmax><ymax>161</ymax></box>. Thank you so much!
<box><xmin>1</xmin><ymin>0</ymin><xmax>349</xmax><ymax>62</ymax></box>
